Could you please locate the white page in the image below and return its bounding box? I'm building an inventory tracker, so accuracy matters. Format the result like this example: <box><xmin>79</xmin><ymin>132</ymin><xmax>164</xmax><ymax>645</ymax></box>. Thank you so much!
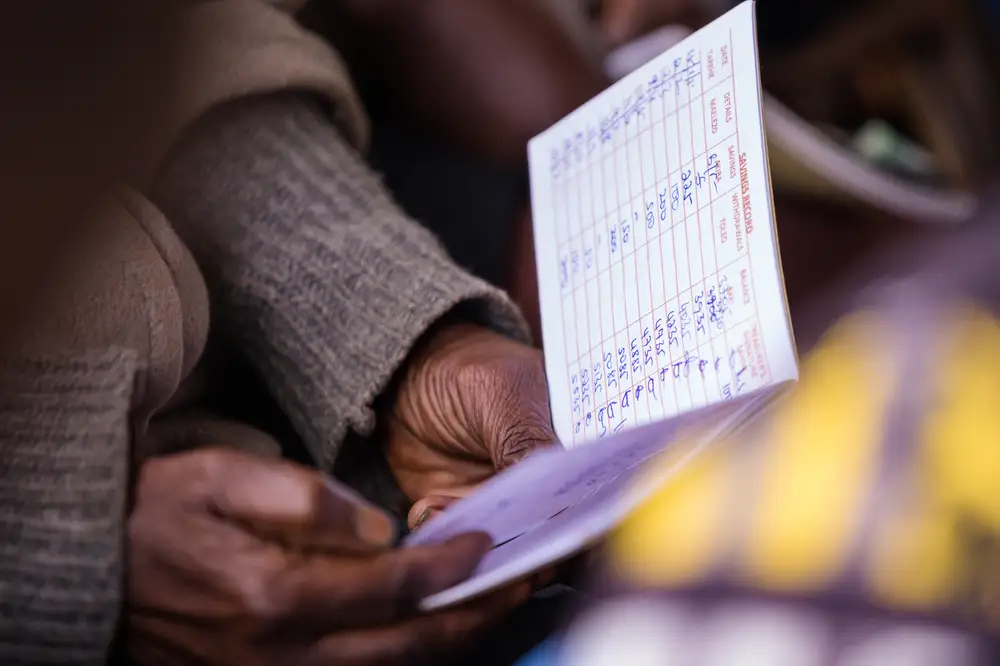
<box><xmin>410</xmin><ymin>390</ymin><xmax>773</xmax><ymax>611</ymax></box>
<box><xmin>528</xmin><ymin>0</ymin><xmax>797</xmax><ymax>448</ymax></box>
<box><xmin>406</xmin><ymin>0</ymin><xmax>798</xmax><ymax>611</ymax></box>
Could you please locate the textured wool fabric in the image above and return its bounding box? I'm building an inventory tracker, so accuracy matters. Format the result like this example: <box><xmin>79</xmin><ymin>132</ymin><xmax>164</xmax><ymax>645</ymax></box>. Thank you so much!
<box><xmin>152</xmin><ymin>93</ymin><xmax>530</xmax><ymax>470</ymax></box>
<box><xmin>0</xmin><ymin>349</ymin><xmax>137</xmax><ymax>665</ymax></box>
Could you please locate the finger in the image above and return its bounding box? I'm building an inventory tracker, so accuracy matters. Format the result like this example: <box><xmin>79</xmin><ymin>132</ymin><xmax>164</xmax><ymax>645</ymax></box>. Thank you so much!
<box><xmin>485</xmin><ymin>355</ymin><xmax>557</xmax><ymax>470</ymax></box>
<box><xmin>149</xmin><ymin>448</ymin><xmax>396</xmax><ymax>551</ymax></box>
<box><xmin>211</xmin><ymin>450</ymin><xmax>397</xmax><ymax>550</ymax></box>
<box><xmin>280</xmin><ymin>532</ymin><xmax>494</xmax><ymax>629</ymax></box>
<box><xmin>408</xmin><ymin>495</ymin><xmax>461</xmax><ymax>530</ymax></box>
<box><xmin>302</xmin><ymin>583</ymin><xmax>532</xmax><ymax>666</ymax></box>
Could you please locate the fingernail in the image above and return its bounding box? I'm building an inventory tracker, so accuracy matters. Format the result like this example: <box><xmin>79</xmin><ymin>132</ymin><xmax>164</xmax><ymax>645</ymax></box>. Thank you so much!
<box><xmin>414</xmin><ymin>508</ymin><xmax>436</xmax><ymax>529</ymax></box>
<box><xmin>409</xmin><ymin>495</ymin><xmax>462</xmax><ymax>530</ymax></box>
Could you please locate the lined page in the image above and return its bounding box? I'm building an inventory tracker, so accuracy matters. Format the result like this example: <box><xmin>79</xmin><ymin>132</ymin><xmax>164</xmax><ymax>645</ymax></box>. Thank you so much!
<box><xmin>528</xmin><ymin>1</ymin><xmax>797</xmax><ymax>447</ymax></box>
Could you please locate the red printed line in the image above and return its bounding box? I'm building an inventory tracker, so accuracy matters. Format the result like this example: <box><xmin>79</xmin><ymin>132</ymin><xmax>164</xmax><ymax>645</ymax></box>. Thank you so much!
<box><xmin>558</xmin><ymin>129</ymin><xmax>738</xmax><ymax>247</ymax></box>
<box><xmin>553</xmin><ymin>180</ymin><xmax>580</xmax><ymax>445</ymax></box>
<box><xmin>727</xmin><ymin>27</ymin><xmax>772</xmax><ymax>383</ymax></box>
<box><xmin>554</xmin><ymin>37</ymin><xmax>778</xmax><ymax>436</ymax></box>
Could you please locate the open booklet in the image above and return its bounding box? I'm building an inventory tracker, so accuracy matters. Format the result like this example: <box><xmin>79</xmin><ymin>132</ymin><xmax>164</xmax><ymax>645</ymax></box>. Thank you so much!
<box><xmin>406</xmin><ymin>0</ymin><xmax>798</xmax><ymax>611</ymax></box>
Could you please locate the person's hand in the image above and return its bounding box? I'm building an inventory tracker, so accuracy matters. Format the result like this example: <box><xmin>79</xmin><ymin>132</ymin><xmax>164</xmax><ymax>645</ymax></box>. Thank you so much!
<box><xmin>384</xmin><ymin>323</ymin><xmax>556</xmax><ymax>527</ymax></box>
<box><xmin>127</xmin><ymin>448</ymin><xmax>530</xmax><ymax>666</ymax></box>
<box><xmin>600</xmin><ymin>0</ymin><xmax>713</xmax><ymax>46</ymax></box>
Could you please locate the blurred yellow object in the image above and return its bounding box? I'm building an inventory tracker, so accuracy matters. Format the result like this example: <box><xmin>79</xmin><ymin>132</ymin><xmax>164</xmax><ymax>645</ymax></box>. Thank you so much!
<box><xmin>612</xmin><ymin>303</ymin><xmax>1000</xmax><ymax>631</ymax></box>
<box><xmin>744</xmin><ymin>312</ymin><xmax>896</xmax><ymax>591</ymax></box>
<box><xmin>614</xmin><ymin>440</ymin><xmax>732</xmax><ymax>586</ymax></box>
<box><xmin>869</xmin><ymin>306</ymin><xmax>1000</xmax><ymax>622</ymax></box>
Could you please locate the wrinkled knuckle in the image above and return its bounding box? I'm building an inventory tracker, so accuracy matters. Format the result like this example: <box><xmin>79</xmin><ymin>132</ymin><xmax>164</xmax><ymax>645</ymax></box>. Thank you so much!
<box><xmin>496</xmin><ymin>424</ymin><xmax>539</xmax><ymax>465</ymax></box>
<box><xmin>456</xmin><ymin>360</ymin><xmax>495</xmax><ymax>396</ymax></box>
<box><xmin>481</xmin><ymin>364</ymin><xmax>528</xmax><ymax>408</ymax></box>
<box><xmin>505</xmin><ymin>353</ymin><xmax>548</xmax><ymax>397</ymax></box>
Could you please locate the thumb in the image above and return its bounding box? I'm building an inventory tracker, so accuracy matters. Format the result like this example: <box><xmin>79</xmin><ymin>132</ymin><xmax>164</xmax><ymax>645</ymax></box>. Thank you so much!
<box><xmin>481</xmin><ymin>358</ymin><xmax>557</xmax><ymax>471</ymax></box>
<box><xmin>198</xmin><ymin>448</ymin><xmax>398</xmax><ymax>552</ymax></box>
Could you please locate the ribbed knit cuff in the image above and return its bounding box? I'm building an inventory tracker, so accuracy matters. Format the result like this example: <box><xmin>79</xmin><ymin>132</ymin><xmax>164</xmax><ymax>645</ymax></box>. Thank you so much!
<box><xmin>152</xmin><ymin>93</ymin><xmax>530</xmax><ymax>470</ymax></box>
<box><xmin>0</xmin><ymin>349</ymin><xmax>137</xmax><ymax>665</ymax></box>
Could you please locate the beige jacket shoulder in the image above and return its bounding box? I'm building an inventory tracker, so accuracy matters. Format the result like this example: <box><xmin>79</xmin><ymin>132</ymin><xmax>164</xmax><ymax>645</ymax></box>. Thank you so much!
<box><xmin>6</xmin><ymin>0</ymin><xmax>369</xmax><ymax>439</ymax></box>
<box><xmin>134</xmin><ymin>0</ymin><xmax>368</xmax><ymax>189</ymax></box>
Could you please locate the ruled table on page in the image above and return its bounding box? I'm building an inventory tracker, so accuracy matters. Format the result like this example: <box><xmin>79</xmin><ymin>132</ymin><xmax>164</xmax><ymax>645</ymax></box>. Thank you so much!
<box><xmin>528</xmin><ymin>1</ymin><xmax>797</xmax><ymax>448</ymax></box>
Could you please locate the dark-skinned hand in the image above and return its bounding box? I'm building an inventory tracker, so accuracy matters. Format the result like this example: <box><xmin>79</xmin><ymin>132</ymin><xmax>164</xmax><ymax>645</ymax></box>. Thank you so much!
<box><xmin>127</xmin><ymin>448</ymin><xmax>531</xmax><ymax>666</ymax></box>
<box><xmin>383</xmin><ymin>323</ymin><xmax>556</xmax><ymax>529</ymax></box>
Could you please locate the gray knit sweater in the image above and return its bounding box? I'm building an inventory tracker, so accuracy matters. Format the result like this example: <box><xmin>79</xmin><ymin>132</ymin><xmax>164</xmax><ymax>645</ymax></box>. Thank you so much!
<box><xmin>0</xmin><ymin>94</ymin><xmax>527</xmax><ymax>664</ymax></box>
<box><xmin>152</xmin><ymin>93</ymin><xmax>529</xmax><ymax>471</ymax></box>
<box><xmin>0</xmin><ymin>351</ymin><xmax>137</xmax><ymax>664</ymax></box>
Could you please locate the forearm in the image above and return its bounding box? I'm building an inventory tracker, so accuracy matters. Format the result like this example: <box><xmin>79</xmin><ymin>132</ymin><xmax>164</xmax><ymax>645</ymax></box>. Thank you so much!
<box><xmin>0</xmin><ymin>350</ymin><xmax>137</xmax><ymax>664</ymax></box>
<box><xmin>151</xmin><ymin>93</ymin><xmax>529</xmax><ymax>471</ymax></box>
<box><xmin>317</xmin><ymin>0</ymin><xmax>610</xmax><ymax>166</ymax></box>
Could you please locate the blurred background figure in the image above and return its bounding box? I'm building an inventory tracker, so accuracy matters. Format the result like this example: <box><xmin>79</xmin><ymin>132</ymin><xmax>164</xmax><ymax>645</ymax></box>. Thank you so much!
<box><xmin>0</xmin><ymin>1</ymin><xmax>180</xmax><ymax>344</ymax></box>
<box><xmin>310</xmin><ymin>0</ymin><xmax>1000</xmax><ymax>344</ymax></box>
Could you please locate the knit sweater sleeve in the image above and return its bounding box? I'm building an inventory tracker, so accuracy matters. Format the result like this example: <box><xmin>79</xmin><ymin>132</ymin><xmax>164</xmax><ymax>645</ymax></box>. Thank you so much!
<box><xmin>151</xmin><ymin>93</ymin><xmax>530</xmax><ymax>471</ymax></box>
<box><xmin>0</xmin><ymin>349</ymin><xmax>137</xmax><ymax>665</ymax></box>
